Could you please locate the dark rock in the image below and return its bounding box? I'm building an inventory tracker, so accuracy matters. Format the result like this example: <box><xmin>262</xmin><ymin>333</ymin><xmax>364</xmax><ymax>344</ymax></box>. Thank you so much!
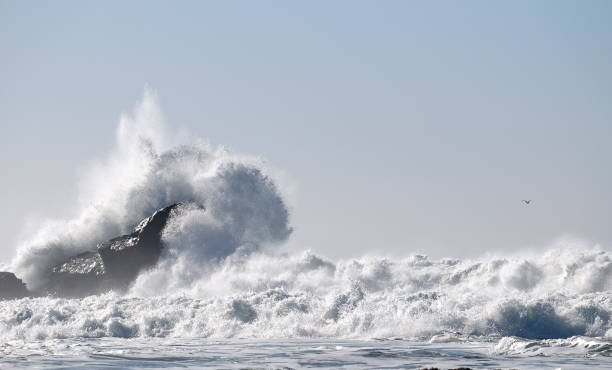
<box><xmin>0</xmin><ymin>272</ymin><xmax>30</xmax><ymax>300</ymax></box>
<box><xmin>98</xmin><ymin>204</ymin><xmax>180</xmax><ymax>289</ymax></box>
<box><xmin>43</xmin><ymin>203</ymin><xmax>182</xmax><ymax>297</ymax></box>
<box><xmin>45</xmin><ymin>251</ymin><xmax>108</xmax><ymax>297</ymax></box>
<box><xmin>0</xmin><ymin>203</ymin><xmax>186</xmax><ymax>299</ymax></box>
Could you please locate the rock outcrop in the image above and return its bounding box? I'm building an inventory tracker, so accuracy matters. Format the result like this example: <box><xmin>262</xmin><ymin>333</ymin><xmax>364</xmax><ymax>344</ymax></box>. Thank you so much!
<box><xmin>1</xmin><ymin>203</ymin><xmax>182</xmax><ymax>299</ymax></box>
<box><xmin>0</xmin><ymin>272</ymin><xmax>29</xmax><ymax>300</ymax></box>
<box><xmin>98</xmin><ymin>204</ymin><xmax>177</xmax><ymax>287</ymax></box>
<box><xmin>45</xmin><ymin>250</ymin><xmax>109</xmax><ymax>297</ymax></box>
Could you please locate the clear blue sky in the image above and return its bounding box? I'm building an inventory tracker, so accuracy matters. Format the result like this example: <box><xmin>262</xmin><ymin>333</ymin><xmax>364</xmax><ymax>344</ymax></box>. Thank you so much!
<box><xmin>1</xmin><ymin>1</ymin><xmax>611</xmax><ymax>262</ymax></box>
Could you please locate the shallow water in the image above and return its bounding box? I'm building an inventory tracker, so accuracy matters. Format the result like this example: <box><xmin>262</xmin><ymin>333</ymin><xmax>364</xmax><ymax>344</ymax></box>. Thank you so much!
<box><xmin>2</xmin><ymin>337</ymin><xmax>611</xmax><ymax>369</ymax></box>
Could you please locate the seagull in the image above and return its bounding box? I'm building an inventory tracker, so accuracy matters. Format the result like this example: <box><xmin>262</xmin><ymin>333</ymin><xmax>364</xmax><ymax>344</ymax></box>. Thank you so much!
<box><xmin>522</xmin><ymin>200</ymin><xmax>532</xmax><ymax>205</ymax></box>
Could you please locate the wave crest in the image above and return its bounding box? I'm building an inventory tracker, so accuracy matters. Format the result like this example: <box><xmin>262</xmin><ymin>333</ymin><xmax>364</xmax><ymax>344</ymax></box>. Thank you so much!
<box><xmin>10</xmin><ymin>89</ymin><xmax>292</xmax><ymax>290</ymax></box>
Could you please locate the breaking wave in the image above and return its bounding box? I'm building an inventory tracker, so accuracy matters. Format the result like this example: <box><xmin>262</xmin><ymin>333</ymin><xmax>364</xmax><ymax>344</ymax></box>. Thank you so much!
<box><xmin>10</xmin><ymin>88</ymin><xmax>291</xmax><ymax>290</ymax></box>
<box><xmin>2</xmin><ymin>248</ymin><xmax>612</xmax><ymax>341</ymax></box>
<box><xmin>3</xmin><ymin>89</ymin><xmax>612</xmax><ymax>344</ymax></box>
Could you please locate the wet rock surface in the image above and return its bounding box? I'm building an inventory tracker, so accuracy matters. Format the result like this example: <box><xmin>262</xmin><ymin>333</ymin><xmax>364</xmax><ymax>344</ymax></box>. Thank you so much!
<box><xmin>2</xmin><ymin>203</ymin><xmax>182</xmax><ymax>299</ymax></box>
<box><xmin>45</xmin><ymin>251</ymin><xmax>109</xmax><ymax>297</ymax></box>
<box><xmin>0</xmin><ymin>272</ymin><xmax>30</xmax><ymax>300</ymax></box>
<box><xmin>97</xmin><ymin>204</ymin><xmax>179</xmax><ymax>287</ymax></box>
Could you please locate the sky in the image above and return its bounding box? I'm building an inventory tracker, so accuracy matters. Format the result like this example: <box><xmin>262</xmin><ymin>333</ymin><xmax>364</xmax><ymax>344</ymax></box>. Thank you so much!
<box><xmin>0</xmin><ymin>1</ymin><xmax>611</xmax><ymax>263</ymax></box>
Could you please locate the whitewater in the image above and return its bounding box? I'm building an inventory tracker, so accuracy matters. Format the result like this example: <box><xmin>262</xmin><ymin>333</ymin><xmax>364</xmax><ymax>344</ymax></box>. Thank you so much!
<box><xmin>1</xmin><ymin>91</ymin><xmax>611</xmax><ymax>368</ymax></box>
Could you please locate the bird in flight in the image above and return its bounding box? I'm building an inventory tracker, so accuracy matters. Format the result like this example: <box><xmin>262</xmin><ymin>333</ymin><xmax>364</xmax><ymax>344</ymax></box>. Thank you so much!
<box><xmin>522</xmin><ymin>200</ymin><xmax>532</xmax><ymax>205</ymax></box>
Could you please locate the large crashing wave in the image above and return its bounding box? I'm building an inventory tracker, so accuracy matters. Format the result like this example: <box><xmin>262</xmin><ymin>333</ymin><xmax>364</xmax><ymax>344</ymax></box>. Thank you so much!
<box><xmin>10</xmin><ymin>89</ymin><xmax>292</xmax><ymax>290</ymax></box>
<box><xmin>1</xmin><ymin>247</ymin><xmax>612</xmax><ymax>341</ymax></box>
<box><xmin>3</xmin><ymin>90</ymin><xmax>612</xmax><ymax>343</ymax></box>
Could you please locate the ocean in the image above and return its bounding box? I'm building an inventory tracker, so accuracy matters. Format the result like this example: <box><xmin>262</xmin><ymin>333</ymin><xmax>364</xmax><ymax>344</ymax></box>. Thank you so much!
<box><xmin>1</xmin><ymin>330</ymin><xmax>611</xmax><ymax>368</ymax></box>
<box><xmin>2</xmin><ymin>249</ymin><xmax>612</xmax><ymax>368</ymax></box>
<box><xmin>2</xmin><ymin>93</ymin><xmax>611</xmax><ymax>368</ymax></box>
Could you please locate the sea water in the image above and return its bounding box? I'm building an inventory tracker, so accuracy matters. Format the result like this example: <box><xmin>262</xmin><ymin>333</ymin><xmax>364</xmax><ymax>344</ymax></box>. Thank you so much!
<box><xmin>2</xmin><ymin>249</ymin><xmax>612</xmax><ymax>368</ymax></box>
<box><xmin>1</xmin><ymin>336</ymin><xmax>611</xmax><ymax>368</ymax></box>
<box><xmin>2</xmin><ymin>91</ymin><xmax>612</xmax><ymax>368</ymax></box>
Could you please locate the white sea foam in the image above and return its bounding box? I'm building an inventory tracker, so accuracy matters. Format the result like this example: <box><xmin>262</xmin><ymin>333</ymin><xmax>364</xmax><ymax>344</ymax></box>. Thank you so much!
<box><xmin>3</xmin><ymin>90</ymin><xmax>612</xmax><ymax>345</ymax></box>
<box><xmin>2</xmin><ymin>247</ymin><xmax>612</xmax><ymax>341</ymax></box>
<box><xmin>10</xmin><ymin>88</ymin><xmax>291</xmax><ymax>290</ymax></box>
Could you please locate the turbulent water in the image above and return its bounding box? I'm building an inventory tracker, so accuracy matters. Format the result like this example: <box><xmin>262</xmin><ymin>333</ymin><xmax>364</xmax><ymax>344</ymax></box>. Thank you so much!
<box><xmin>2</xmin><ymin>91</ymin><xmax>612</xmax><ymax>368</ymax></box>
<box><xmin>2</xmin><ymin>250</ymin><xmax>612</xmax><ymax>368</ymax></box>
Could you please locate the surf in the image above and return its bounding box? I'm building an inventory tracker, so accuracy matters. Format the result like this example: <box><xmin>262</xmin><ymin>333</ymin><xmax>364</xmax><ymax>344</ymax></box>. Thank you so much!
<box><xmin>1</xmin><ymin>90</ymin><xmax>611</xmax><ymax>344</ymax></box>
